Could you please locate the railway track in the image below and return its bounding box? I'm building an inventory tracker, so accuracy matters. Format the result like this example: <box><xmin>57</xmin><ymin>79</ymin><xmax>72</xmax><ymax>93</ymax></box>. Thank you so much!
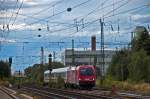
<box><xmin>20</xmin><ymin>87</ymin><xmax>74</xmax><ymax>99</ymax></box>
<box><xmin>0</xmin><ymin>86</ymin><xmax>17</xmax><ymax>99</ymax></box>
<box><xmin>93</xmin><ymin>87</ymin><xmax>150</xmax><ymax>99</ymax></box>
<box><xmin>19</xmin><ymin>85</ymin><xmax>150</xmax><ymax>99</ymax></box>
<box><xmin>21</xmin><ymin>86</ymin><xmax>114</xmax><ymax>99</ymax></box>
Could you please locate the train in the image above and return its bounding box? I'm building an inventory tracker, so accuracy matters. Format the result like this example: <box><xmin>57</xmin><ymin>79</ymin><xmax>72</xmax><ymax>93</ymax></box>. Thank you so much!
<box><xmin>44</xmin><ymin>65</ymin><xmax>96</xmax><ymax>89</ymax></box>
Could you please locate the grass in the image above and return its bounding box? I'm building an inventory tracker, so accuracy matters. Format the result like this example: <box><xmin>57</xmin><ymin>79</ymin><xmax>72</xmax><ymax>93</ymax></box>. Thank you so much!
<box><xmin>96</xmin><ymin>78</ymin><xmax>150</xmax><ymax>95</ymax></box>
<box><xmin>48</xmin><ymin>76</ymin><xmax>65</xmax><ymax>88</ymax></box>
<box><xmin>0</xmin><ymin>80</ymin><xmax>9</xmax><ymax>86</ymax></box>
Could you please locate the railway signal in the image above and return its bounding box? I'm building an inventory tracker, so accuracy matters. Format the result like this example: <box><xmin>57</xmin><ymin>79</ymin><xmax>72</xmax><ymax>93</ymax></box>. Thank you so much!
<box><xmin>18</xmin><ymin>70</ymin><xmax>21</xmax><ymax>89</ymax></box>
<box><xmin>9</xmin><ymin>57</ymin><xmax>12</xmax><ymax>66</ymax></box>
<box><xmin>48</xmin><ymin>54</ymin><xmax>52</xmax><ymax>81</ymax></box>
<box><xmin>48</xmin><ymin>54</ymin><xmax>52</xmax><ymax>71</ymax></box>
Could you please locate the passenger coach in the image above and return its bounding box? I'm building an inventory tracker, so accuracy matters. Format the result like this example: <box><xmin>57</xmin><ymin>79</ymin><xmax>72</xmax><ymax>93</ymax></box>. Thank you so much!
<box><xmin>44</xmin><ymin>65</ymin><xmax>96</xmax><ymax>89</ymax></box>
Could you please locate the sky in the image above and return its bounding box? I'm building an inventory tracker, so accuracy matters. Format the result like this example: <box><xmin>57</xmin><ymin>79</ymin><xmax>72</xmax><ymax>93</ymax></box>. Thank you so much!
<box><xmin>0</xmin><ymin>0</ymin><xmax>150</xmax><ymax>72</ymax></box>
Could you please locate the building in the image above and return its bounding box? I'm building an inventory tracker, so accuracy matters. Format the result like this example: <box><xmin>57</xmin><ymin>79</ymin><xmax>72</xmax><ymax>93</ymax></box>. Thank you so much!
<box><xmin>61</xmin><ymin>36</ymin><xmax>116</xmax><ymax>74</ymax></box>
<box><xmin>13</xmin><ymin>71</ymin><xmax>25</xmax><ymax>78</ymax></box>
<box><xmin>61</xmin><ymin>49</ymin><xmax>116</xmax><ymax>66</ymax></box>
<box><xmin>133</xmin><ymin>26</ymin><xmax>149</xmax><ymax>39</ymax></box>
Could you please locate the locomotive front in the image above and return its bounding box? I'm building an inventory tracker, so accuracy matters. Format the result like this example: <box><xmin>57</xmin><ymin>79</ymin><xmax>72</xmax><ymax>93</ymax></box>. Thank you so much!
<box><xmin>77</xmin><ymin>65</ymin><xmax>96</xmax><ymax>88</ymax></box>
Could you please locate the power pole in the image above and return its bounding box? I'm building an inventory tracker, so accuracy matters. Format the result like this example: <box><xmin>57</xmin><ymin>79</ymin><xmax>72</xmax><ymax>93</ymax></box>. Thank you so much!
<box><xmin>0</xmin><ymin>41</ymin><xmax>1</xmax><ymax>51</ymax></box>
<box><xmin>18</xmin><ymin>70</ymin><xmax>21</xmax><ymax>89</ymax></box>
<box><xmin>74</xmin><ymin>19</ymin><xmax>78</xmax><ymax>32</ymax></box>
<box><xmin>72</xmin><ymin>39</ymin><xmax>75</xmax><ymax>66</ymax></box>
<box><xmin>53</xmin><ymin>51</ymin><xmax>56</xmax><ymax>62</ymax></box>
<box><xmin>100</xmin><ymin>19</ymin><xmax>105</xmax><ymax>81</ymax></box>
<box><xmin>9</xmin><ymin>57</ymin><xmax>12</xmax><ymax>76</ymax></box>
<box><xmin>40</xmin><ymin>47</ymin><xmax>44</xmax><ymax>82</ymax></box>
<box><xmin>41</xmin><ymin>47</ymin><xmax>44</xmax><ymax>65</ymax></box>
<box><xmin>130</xmin><ymin>32</ymin><xmax>134</xmax><ymax>49</ymax></box>
<box><xmin>131</xmin><ymin>32</ymin><xmax>134</xmax><ymax>42</ymax></box>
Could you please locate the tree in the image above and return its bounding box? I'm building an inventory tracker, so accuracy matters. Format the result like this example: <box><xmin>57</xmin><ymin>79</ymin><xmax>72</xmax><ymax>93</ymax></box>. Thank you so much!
<box><xmin>108</xmin><ymin>26</ymin><xmax>150</xmax><ymax>83</ymax></box>
<box><xmin>0</xmin><ymin>60</ymin><xmax>11</xmax><ymax>80</ymax></box>
<box><xmin>128</xmin><ymin>50</ymin><xmax>149</xmax><ymax>82</ymax></box>
<box><xmin>107</xmin><ymin>49</ymin><xmax>129</xmax><ymax>81</ymax></box>
<box><xmin>146</xmin><ymin>56</ymin><xmax>150</xmax><ymax>83</ymax></box>
<box><xmin>132</xmin><ymin>26</ymin><xmax>150</xmax><ymax>55</ymax></box>
<box><xmin>24</xmin><ymin>61</ymin><xmax>65</xmax><ymax>83</ymax></box>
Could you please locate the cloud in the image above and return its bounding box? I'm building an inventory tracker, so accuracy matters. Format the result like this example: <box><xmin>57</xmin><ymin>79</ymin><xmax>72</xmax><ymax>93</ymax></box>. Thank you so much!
<box><xmin>132</xmin><ymin>14</ymin><xmax>150</xmax><ymax>23</ymax></box>
<box><xmin>0</xmin><ymin>0</ymin><xmax>47</xmax><ymax>11</ymax></box>
<box><xmin>0</xmin><ymin>38</ymin><xmax>16</xmax><ymax>43</ymax></box>
<box><xmin>6</xmin><ymin>23</ymin><xmax>42</xmax><ymax>30</ymax></box>
<box><xmin>23</xmin><ymin>1</ymin><xmax>38</xmax><ymax>6</ymax></box>
<box><xmin>0</xmin><ymin>0</ymin><xmax>24</xmax><ymax>10</ymax></box>
<box><xmin>132</xmin><ymin>14</ymin><xmax>150</xmax><ymax>20</ymax></box>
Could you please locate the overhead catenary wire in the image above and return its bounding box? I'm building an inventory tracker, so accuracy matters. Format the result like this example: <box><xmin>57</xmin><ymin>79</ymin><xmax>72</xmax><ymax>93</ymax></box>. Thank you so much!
<box><xmin>2</xmin><ymin>0</ymin><xmax>149</xmax><ymax>42</ymax></box>
<box><xmin>16</xmin><ymin>1</ymin><xmax>149</xmax><ymax>40</ymax></box>
<box><xmin>9</xmin><ymin>0</ymin><xmax>96</xmax><ymax>32</ymax></box>
<box><xmin>2</xmin><ymin>0</ymin><xmax>149</xmax><ymax>33</ymax></box>
<box><xmin>104</xmin><ymin>3</ymin><xmax>150</xmax><ymax>19</ymax></box>
<box><xmin>8</xmin><ymin>0</ymin><xmax>19</xmax><ymax>26</ymax></box>
<box><xmin>12</xmin><ymin>0</ymin><xmax>128</xmax><ymax>32</ymax></box>
<box><xmin>58</xmin><ymin>0</ymin><xmax>148</xmax><ymax>42</ymax></box>
<box><xmin>12</xmin><ymin>13</ymin><xmax>75</xmax><ymax>26</ymax></box>
<box><xmin>27</xmin><ymin>0</ymin><xmax>93</xmax><ymax>25</ymax></box>
<box><xmin>4</xmin><ymin>4</ymin><xmax>149</xmax><ymax>41</ymax></box>
<box><xmin>0</xmin><ymin>0</ymin><xmax>10</xmax><ymax>37</ymax></box>
<box><xmin>74</xmin><ymin>1</ymin><xmax>150</xmax><ymax>35</ymax></box>
<box><xmin>67</xmin><ymin>0</ymin><xmax>110</xmax><ymax>24</ymax></box>
<box><xmin>68</xmin><ymin>0</ymin><xmax>126</xmax><ymax>30</ymax></box>
<box><xmin>19</xmin><ymin>0</ymin><xmax>65</xmax><ymax>25</ymax></box>
<box><xmin>59</xmin><ymin>0</ymin><xmax>132</xmax><ymax>37</ymax></box>
<box><xmin>31</xmin><ymin>0</ymin><xmax>65</xmax><ymax>16</ymax></box>
<box><xmin>14</xmin><ymin>0</ymin><xmax>122</xmax><ymax>27</ymax></box>
<box><xmin>11</xmin><ymin>0</ymin><xmax>24</xmax><ymax>26</ymax></box>
<box><xmin>8</xmin><ymin>0</ymin><xmax>94</xmax><ymax>32</ymax></box>
<box><xmin>0</xmin><ymin>0</ymin><xmax>6</xmax><ymax>9</ymax></box>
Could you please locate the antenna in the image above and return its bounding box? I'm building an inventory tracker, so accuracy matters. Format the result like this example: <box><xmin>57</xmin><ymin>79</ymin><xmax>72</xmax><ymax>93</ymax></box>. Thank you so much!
<box><xmin>81</xmin><ymin>18</ymin><xmax>84</xmax><ymax>28</ymax></box>
<box><xmin>47</xmin><ymin>22</ymin><xmax>50</xmax><ymax>31</ymax></box>
<box><xmin>74</xmin><ymin>19</ymin><xmax>78</xmax><ymax>32</ymax></box>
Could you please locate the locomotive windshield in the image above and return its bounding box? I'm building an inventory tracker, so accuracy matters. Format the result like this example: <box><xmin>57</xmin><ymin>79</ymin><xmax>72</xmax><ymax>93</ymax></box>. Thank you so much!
<box><xmin>80</xmin><ymin>68</ymin><xmax>93</xmax><ymax>76</ymax></box>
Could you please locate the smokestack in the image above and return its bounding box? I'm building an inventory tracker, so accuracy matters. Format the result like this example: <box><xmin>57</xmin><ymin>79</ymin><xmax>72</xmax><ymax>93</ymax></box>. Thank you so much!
<box><xmin>91</xmin><ymin>35</ymin><xmax>96</xmax><ymax>51</ymax></box>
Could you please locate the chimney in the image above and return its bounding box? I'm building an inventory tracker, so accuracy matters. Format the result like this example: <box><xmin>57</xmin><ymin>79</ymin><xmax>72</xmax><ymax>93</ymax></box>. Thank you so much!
<box><xmin>91</xmin><ymin>35</ymin><xmax>96</xmax><ymax>51</ymax></box>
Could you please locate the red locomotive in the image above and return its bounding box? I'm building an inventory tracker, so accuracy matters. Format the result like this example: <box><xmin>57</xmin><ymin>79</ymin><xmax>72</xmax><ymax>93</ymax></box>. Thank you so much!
<box><xmin>44</xmin><ymin>65</ymin><xmax>96</xmax><ymax>89</ymax></box>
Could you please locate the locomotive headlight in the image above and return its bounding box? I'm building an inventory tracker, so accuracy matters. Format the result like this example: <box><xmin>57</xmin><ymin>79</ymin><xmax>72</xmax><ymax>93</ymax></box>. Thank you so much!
<box><xmin>79</xmin><ymin>78</ymin><xmax>81</xmax><ymax>80</ymax></box>
<box><xmin>93</xmin><ymin>78</ymin><xmax>95</xmax><ymax>80</ymax></box>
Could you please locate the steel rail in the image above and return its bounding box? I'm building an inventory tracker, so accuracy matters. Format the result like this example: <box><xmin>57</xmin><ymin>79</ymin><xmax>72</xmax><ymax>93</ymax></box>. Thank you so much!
<box><xmin>22</xmin><ymin>86</ymin><xmax>114</xmax><ymax>99</ymax></box>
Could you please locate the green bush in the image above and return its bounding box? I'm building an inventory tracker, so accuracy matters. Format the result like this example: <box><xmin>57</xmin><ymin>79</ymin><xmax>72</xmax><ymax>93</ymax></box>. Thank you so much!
<box><xmin>96</xmin><ymin>76</ymin><xmax>114</xmax><ymax>88</ymax></box>
<box><xmin>48</xmin><ymin>78</ymin><xmax>56</xmax><ymax>88</ymax></box>
<box><xmin>0</xmin><ymin>80</ymin><xmax>9</xmax><ymax>86</ymax></box>
<box><xmin>56</xmin><ymin>76</ymin><xmax>64</xmax><ymax>88</ymax></box>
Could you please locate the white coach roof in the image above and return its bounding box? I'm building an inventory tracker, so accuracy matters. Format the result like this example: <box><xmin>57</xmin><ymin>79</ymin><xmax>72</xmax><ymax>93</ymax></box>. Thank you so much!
<box><xmin>44</xmin><ymin>66</ymin><xmax>76</xmax><ymax>74</ymax></box>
